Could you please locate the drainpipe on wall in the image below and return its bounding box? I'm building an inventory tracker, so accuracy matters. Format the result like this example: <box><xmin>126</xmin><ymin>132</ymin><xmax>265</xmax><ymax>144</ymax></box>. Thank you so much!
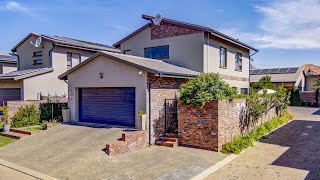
<box><xmin>49</xmin><ymin>43</ymin><xmax>57</xmax><ymax>67</ymax></box>
<box><xmin>11</xmin><ymin>52</ymin><xmax>20</xmax><ymax>71</ymax></box>
<box><xmin>249</xmin><ymin>50</ymin><xmax>259</xmax><ymax>92</ymax></box>
<box><xmin>147</xmin><ymin>73</ymin><xmax>162</xmax><ymax>146</ymax></box>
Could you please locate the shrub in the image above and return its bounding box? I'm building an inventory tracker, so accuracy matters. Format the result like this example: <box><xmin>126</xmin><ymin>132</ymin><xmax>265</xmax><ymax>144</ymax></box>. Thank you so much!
<box><xmin>179</xmin><ymin>73</ymin><xmax>237</xmax><ymax>107</ymax></box>
<box><xmin>39</xmin><ymin>99</ymin><xmax>67</xmax><ymax>122</ymax></box>
<box><xmin>290</xmin><ymin>87</ymin><xmax>302</xmax><ymax>106</ymax></box>
<box><xmin>11</xmin><ymin>105</ymin><xmax>40</xmax><ymax>128</ymax></box>
<box><xmin>0</xmin><ymin>106</ymin><xmax>9</xmax><ymax>123</ymax></box>
<box><xmin>252</xmin><ymin>76</ymin><xmax>276</xmax><ymax>92</ymax></box>
<box><xmin>221</xmin><ymin>113</ymin><xmax>294</xmax><ymax>154</ymax></box>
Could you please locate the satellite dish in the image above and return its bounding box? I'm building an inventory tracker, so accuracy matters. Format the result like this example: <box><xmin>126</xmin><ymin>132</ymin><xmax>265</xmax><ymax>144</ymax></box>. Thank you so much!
<box><xmin>152</xmin><ymin>13</ymin><xmax>162</xmax><ymax>26</ymax></box>
<box><xmin>30</xmin><ymin>37</ymin><xmax>42</xmax><ymax>48</ymax></box>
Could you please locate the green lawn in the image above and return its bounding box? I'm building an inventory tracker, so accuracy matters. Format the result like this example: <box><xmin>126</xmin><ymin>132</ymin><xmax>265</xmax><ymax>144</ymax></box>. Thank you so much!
<box><xmin>0</xmin><ymin>136</ymin><xmax>16</xmax><ymax>147</ymax></box>
<box><xmin>20</xmin><ymin>124</ymin><xmax>44</xmax><ymax>132</ymax></box>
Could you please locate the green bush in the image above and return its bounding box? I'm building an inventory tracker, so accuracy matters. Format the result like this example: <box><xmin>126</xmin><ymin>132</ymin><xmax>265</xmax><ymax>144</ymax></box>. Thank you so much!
<box><xmin>252</xmin><ymin>76</ymin><xmax>276</xmax><ymax>92</ymax></box>
<box><xmin>0</xmin><ymin>106</ymin><xmax>9</xmax><ymax>123</ymax></box>
<box><xmin>39</xmin><ymin>99</ymin><xmax>67</xmax><ymax>122</ymax></box>
<box><xmin>221</xmin><ymin>113</ymin><xmax>294</xmax><ymax>154</ymax></box>
<box><xmin>290</xmin><ymin>88</ymin><xmax>302</xmax><ymax>106</ymax></box>
<box><xmin>179</xmin><ymin>73</ymin><xmax>237</xmax><ymax>107</ymax></box>
<box><xmin>11</xmin><ymin>105</ymin><xmax>41</xmax><ymax>128</ymax></box>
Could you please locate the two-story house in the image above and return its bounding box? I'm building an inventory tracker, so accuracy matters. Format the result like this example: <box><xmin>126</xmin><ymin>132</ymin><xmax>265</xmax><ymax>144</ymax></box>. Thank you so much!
<box><xmin>114</xmin><ymin>14</ymin><xmax>258</xmax><ymax>94</ymax></box>
<box><xmin>0</xmin><ymin>33</ymin><xmax>119</xmax><ymax>103</ymax></box>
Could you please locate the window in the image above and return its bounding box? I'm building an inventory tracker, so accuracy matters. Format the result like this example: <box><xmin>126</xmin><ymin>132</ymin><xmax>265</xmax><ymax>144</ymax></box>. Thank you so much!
<box><xmin>33</xmin><ymin>59</ymin><xmax>43</xmax><ymax>65</ymax></box>
<box><xmin>240</xmin><ymin>88</ymin><xmax>248</xmax><ymax>95</ymax></box>
<box><xmin>67</xmin><ymin>52</ymin><xmax>81</xmax><ymax>70</ymax></box>
<box><xmin>123</xmin><ymin>50</ymin><xmax>131</xmax><ymax>55</ymax></box>
<box><xmin>144</xmin><ymin>45</ymin><xmax>169</xmax><ymax>59</ymax></box>
<box><xmin>220</xmin><ymin>47</ymin><xmax>227</xmax><ymax>68</ymax></box>
<box><xmin>33</xmin><ymin>51</ymin><xmax>42</xmax><ymax>57</ymax></box>
<box><xmin>235</xmin><ymin>52</ymin><xmax>242</xmax><ymax>71</ymax></box>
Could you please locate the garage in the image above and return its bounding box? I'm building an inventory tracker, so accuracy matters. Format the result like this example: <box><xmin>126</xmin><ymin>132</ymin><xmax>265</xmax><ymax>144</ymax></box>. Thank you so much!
<box><xmin>0</xmin><ymin>88</ymin><xmax>21</xmax><ymax>105</ymax></box>
<box><xmin>79</xmin><ymin>87</ymin><xmax>135</xmax><ymax>126</ymax></box>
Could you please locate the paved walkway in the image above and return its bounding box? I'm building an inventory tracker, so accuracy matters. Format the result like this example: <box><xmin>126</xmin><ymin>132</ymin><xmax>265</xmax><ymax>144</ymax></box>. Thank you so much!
<box><xmin>0</xmin><ymin>123</ymin><xmax>226</xmax><ymax>180</ymax></box>
<box><xmin>207</xmin><ymin>106</ymin><xmax>320</xmax><ymax>180</ymax></box>
<box><xmin>0</xmin><ymin>165</ymin><xmax>37</xmax><ymax>180</ymax></box>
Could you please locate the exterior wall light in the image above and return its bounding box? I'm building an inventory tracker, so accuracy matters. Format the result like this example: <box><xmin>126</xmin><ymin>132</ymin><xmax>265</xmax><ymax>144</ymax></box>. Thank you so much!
<box><xmin>99</xmin><ymin>72</ymin><xmax>104</xmax><ymax>79</ymax></box>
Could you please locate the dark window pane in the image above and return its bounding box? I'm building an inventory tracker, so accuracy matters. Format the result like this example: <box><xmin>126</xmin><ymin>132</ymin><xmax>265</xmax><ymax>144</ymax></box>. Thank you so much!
<box><xmin>144</xmin><ymin>46</ymin><xmax>169</xmax><ymax>59</ymax></box>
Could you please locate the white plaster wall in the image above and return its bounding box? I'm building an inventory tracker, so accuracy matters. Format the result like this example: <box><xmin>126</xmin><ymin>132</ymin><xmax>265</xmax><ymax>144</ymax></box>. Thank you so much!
<box><xmin>67</xmin><ymin>56</ymin><xmax>147</xmax><ymax>122</ymax></box>
<box><xmin>119</xmin><ymin>27</ymin><xmax>205</xmax><ymax>72</ymax></box>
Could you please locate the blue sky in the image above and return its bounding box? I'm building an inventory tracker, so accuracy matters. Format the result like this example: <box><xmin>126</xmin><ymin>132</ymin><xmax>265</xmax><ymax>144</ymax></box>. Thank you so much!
<box><xmin>0</xmin><ymin>0</ymin><xmax>319</xmax><ymax>68</ymax></box>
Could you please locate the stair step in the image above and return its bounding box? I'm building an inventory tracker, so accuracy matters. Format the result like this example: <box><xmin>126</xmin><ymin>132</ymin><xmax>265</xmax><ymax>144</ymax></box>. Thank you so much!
<box><xmin>0</xmin><ymin>131</ymin><xmax>29</xmax><ymax>139</ymax></box>
<box><xmin>10</xmin><ymin>128</ymin><xmax>32</xmax><ymax>135</ymax></box>
<box><xmin>155</xmin><ymin>140</ymin><xmax>177</xmax><ymax>147</ymax></box>
<box><xmin>160</xmin><ymin>136</ymin><xmax>178</xmax><ymax>142</ymax></box>
<box><xmin>164</xmin><ymin>133</ymin><xmax>178</xmax><ymax>138</ymax></box>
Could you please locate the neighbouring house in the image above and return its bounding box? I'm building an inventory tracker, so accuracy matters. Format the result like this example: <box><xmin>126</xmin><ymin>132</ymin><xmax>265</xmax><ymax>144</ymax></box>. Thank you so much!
<box><xmin>0</xmin><ymin>33</ymin><xmax>119</xmax><ymax>104</ymax></box>
<box><xmin>59</xmin><ymin>14</ymin><xmax>258</xmax><ymax>150</ymax></box>
<box><xmin>250</xmin><ymin>64</ymin><xmax>320</xmax><ymax>91</ymax></box>
<box><xmin>0</xmin><ymin>52</ymin><xmax>17</xmax><ymax>74</ymax></box>
<box><xmin>250</xmin><ymin>66</ymin><xmax>306</xmax><ymax>91</ymax></box>
<box><xmin>113</xmin><ymin>14</ymin><xmax>258</xmax><ymax>95</ymax></box>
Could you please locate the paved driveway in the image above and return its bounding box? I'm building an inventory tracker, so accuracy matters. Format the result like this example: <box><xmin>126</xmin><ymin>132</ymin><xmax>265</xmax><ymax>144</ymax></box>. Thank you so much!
<box><xmin>207</xmin><ymin>106</ymin><xmax>320</xmax><ymax>180</ymax></box>
<box><xmin>0</xmin><ymin>123</ymin><xmax>226</xmax><ymax>180</ymax></box>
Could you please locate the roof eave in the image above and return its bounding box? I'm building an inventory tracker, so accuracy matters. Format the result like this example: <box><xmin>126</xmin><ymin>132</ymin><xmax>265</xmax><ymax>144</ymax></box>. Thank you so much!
<box><xmin>13</xmin><ymin>67</ymin><xmax>54</xmax><ymax>81</ymax></box>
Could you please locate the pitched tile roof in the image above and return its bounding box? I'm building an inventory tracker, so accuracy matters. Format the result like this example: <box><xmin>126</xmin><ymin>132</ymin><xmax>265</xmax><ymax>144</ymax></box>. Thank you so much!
<box><xmin>0</xmin><ymin>67</ymin><xmax>53</xmax><ymax>80</ymax></box>
<box><xmin>0</xmin><ymin>52</ymin><xmax>17</xmax><ymax>64</ymax></box>
<box><xmin>12</xmin><ymin>33</ymin><xmax>121</xmax><ymax>53</ymax></box>
<box><xmin>59</xmin><ymin>51</ymin><xmax>200</xmax><ymax>80</ymax></box>
<box><xmin>250</xmin><ymin>66</ymin><xmax>305</xmax><ymax>83</ymax></box>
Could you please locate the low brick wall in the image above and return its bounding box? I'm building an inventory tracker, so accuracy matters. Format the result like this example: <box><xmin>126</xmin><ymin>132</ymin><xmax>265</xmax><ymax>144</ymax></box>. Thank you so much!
<box><xmin>178</xmin><ymin>101</ymin><xmax>219</xmax><ymax>151</ymax></box>
<box><xmin>105</xmin><ymin>130</ymin><xmax>148</xmax><ymax>156</ymax></box>
<box><xmin>178</xmin><ymin>99</ymin><xmax>277</xmax><ymax>151</ymax></box>
<box><xmin>6</xmin><ymin>98</ymin><xmax>67</xmax><ymax>118</ymax></box>
<box><xmin>300</xmin><ymin>91</ymin><xmax>319</xmax><ymax>106</ymax></box>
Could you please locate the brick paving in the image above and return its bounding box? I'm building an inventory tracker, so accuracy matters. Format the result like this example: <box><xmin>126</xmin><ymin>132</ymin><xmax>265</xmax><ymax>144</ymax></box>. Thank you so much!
<box><xmin>207</xmin><ymin>106</ymin><xmax>320</xmax><ymax>180</ymax></box>
<box><xmin>0</xmin><ymin>123</ymin><xmax>226</xmax><ymax>180</ymax></box>
<box><xmin>0</xmin><ymin>165</ymin><xmax>37</xmax><ymax>180</ymax></box>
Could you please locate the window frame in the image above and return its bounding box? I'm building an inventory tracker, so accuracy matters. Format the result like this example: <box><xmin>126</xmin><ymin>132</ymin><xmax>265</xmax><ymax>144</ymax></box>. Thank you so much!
<box><xmin>67</xmin><ymin>52</ymin><xmax>81</xmax><ymax>70</ymax></box>
<box><xmin>235</xmin><ymin>52</ymin><xmax>243</xmax><ymax>71</ymax></box>
<box><xmin>219</xmin><ymin>46</ymin><xmax>227</xmax><ymax>68</ymax></box>
<box><xmin>123</xmin><ymin>50</ymin><xmax>131</xmax><ymax>55</ymax></box>
<box><xmin>33</xmin><ymin>51</ymin><xmax>43</xmax><ymax>57</ymax></box>
<box><xmin>144</xmin><ymin>45</ymin><xmax>169</xmax><ymax>60</ymax></box>
<box><xmin>33</xmin><ymin>59</ymin><xmax>43</xmax><ymax>65</ymax></box>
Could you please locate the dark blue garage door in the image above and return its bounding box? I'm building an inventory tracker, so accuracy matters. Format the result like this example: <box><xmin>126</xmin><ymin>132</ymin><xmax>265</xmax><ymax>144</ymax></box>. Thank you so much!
<box><xmin>79</xmin><ymin>87</ymin><xmax>135</xmax><ymax>127</ymax></box>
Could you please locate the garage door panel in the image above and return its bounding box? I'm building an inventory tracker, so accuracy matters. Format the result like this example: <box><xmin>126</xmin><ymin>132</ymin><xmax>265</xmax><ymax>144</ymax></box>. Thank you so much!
<box><xmin>0</xmin><ymin>88</ymin><xmax>21</xmax><ymax>105</ymax></box>
<box><xmin>79</xmin><ymin>87</ymin><xmax>135</xmax><ymax>127</ymax></box>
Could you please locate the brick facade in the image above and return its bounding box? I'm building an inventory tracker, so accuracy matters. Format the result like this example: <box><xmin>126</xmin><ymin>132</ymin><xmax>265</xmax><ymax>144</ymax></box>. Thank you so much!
<box><xmin>105</xmin><ymin>130</ymin><xmax>148</xmax><ymax>156</ymax></box>
<box><xmin>151</xmin><ymin>22</ymin><xmax>202</xmax><ymax>40</ymax></box>
<box><xmin>178</xmin><ymin>99</ymin><xmax>277</xmax><ymax>151</ymax></box>
<box><xmin>300</xmin><ymin>91</ymin><xmax>319</xmax><ymax>107</ymax></box>
<box><xmin>147</xmin><ymin>73</ymin><xmax>188</xmax><ymax>89</ymax></box>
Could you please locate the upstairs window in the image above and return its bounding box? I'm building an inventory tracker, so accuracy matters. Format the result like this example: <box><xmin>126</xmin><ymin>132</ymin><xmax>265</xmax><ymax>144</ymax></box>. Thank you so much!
<box><xmin>144</xmin><ymin>45</ymin><xmax>169</xmax><ymax>59</ymax></box>
<box><xmin>235</xmin><ymin>52</ymin><xmax>242</xmax><ymax>71</ymax></box>
<box><xmin>67</xmin><ymin>52</ymin><xmax>81</xmax><ymax>70</ymax></box>
<box><xmin>33</xmin><ymin>59</ymin><xmax>43</xmax><ymax>65</ymax></box>
<box><xmin>220</xmin><ymin>46</ymin><xmax>227</xmax><ymax>68</ymax></box>
<box><xmin>33</xmin><ymin>51</ymin><xmax>42</xmax><ymax>57</ymax></box>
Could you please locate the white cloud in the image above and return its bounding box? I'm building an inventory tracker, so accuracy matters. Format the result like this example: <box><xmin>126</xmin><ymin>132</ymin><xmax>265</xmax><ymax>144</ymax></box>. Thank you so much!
<box><xmin>3</xmin><ymin>1</ymin><xmax>30</xmax><ymax>14</ymax></box>
<box><xmin>222</xmin><ymin>0</ymin><xmax>320</xmax><ymax>49</ymax></box>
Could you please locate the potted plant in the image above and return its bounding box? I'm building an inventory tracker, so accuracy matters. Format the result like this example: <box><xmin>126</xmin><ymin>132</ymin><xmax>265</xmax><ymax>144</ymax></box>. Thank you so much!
<box><xmin>0</xmin><ymin>107</ymin><xmax>10</xmax><ymax>132</ymax></box>
<box><xmin>61</xmin><ymin>106</ymin><xmax>71</xmax><ymax>123</ymax></box>
<box><xmin>136</xmin><ymin>110</ymin><xmax>147</xmax><ymax>131</ymax></box>
<box><xmin>2</xmin><ymin>118</ymin><xmax>10</xmax><ymax>132</ymax></box>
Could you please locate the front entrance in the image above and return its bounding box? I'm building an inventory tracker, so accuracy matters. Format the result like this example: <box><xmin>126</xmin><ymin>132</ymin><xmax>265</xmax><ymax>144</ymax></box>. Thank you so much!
<box><xmin>164</xmin><ymin>99</ymin><xmax>178</xmax><ymax>133</ymax></box>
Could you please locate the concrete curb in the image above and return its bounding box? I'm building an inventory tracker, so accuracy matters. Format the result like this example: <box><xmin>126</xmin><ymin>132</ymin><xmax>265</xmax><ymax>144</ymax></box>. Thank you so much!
<box><xmin>0</xmin><ymin>159</ymin><xmax>59</xmax><ymax>180</ymax></box>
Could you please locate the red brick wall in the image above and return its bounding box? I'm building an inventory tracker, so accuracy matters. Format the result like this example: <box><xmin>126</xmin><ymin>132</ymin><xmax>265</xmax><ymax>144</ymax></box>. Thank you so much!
<box><xmin>300</xmin><ymin>91</ymin><xmax>319</xmax><ymax>106</ymax></box>
<box><xmin>178</xmin><ymin>99</ymin><xmax>277</xmax><ymax>151</ymax></box>
<box><xmin>147</xmin><ymin>73</ymin><xmax>188</xmax><ymax>89</ymax></box>
<box><xmin>178</xmin><ymin>101</ymin><xmax>219</xmax><ymax>151</ymax></box>
<box><xmin>105</xmin><ymin>130</ymin><xmax>148</xmax><ymax>156</ymax></box>
<box><xmin>151</xmin><ymin>22</ymin><xmax>203</xmax><ymax>40</ymax></box>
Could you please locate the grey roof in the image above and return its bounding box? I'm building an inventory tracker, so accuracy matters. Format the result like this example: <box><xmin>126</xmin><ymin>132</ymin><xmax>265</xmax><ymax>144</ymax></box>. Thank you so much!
<box><xmin>12</xmin><ymin>33</ymin><xmax>121</xmax><ymax>53</ymax></box>
<box><xmin>0</xmin><ymin>67</ymin><xmax>53</xmax><ymax>81</ymax></box>
<box><xmin>59</xmin><ymin>51</ymin><xmax>200</xmax><ymax>80</ymax></box>
<box><xmin>123</xmin><ymin>14</ymin><xmax>257</xmax><ymax>52</ymax></box>
<box><xmin>0</xmin><ymin>52</ymin><xmax>17</xmax><ymax>64</ymax></box>
<box><xmin>250</xmin><ymin>66</ymin><xmax>305</xmax><ymax>83</ymax></box>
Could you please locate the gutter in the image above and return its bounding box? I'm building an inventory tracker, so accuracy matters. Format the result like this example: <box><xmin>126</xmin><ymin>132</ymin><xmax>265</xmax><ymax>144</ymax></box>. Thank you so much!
<box><xmin>49</xmin><ymin>43</ymin><xmax>57</xmax><ymax>67</ymax></box>
<box><xmin>147</xmin><ymin>73</ymin><xmax>162</xmax><ymax>145</ymax></box>
<box><xmin>249</xmin><ymin>51</ymin><xmax>259</xmax><ymax>91</ymax></box>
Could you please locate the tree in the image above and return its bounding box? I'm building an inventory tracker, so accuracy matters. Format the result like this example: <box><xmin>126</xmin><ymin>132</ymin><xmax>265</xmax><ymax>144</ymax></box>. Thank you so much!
<box><xmin>252</xmin><ymin>76</ymin><xmax>276</xmax><ymax>91</ymax></box>
<box><xmin>315</xmin><ymin>79</ymin><xmax>320</xmax><ymax>86</ymax></box>
<box><xmin>179</xmin><ymin>73</ymin><xmax>237</xmax><ymax>107</ymax></box>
